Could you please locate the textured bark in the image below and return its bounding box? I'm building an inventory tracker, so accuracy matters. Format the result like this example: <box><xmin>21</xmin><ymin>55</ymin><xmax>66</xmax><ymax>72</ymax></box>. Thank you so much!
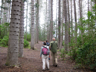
<box><xmin>56</xmin><ymin>0</ymin><xmax>58</xmax><ymax>41</ymax></box>
<box><xmin>58</xmin><ymin>0</ymin><xmax>61</xmax><ymax>49</ymax></box>
<box><xmin>8</xmin><ymin>3</ymin><xmax>11</xmax><ymax>23</ymax></box>
<box><xmin>2</xmin><ymin>0</ymin><xmax>8</xmax><ymax>23</ymax></box>
<box><xmin>46</xmin><ymin>0</ymin><xmax>48</xmax><ymax>40</ymax></box>
<box><xmin>74</xmin><ymin>0</ymin><xmax>77</xmax><ymax>44</ymax></box>
<box><xmin>19</xmin><ymin>1</ymin><xmax>24</xmax><ymax>57</ymax></box>
<box><xmin>64</xmin><ymin>0</ymin><xmax>68</xmax><ymax>51</ymax></box>
<box><xmin>36</xmin><ymin>0</ymin><xmax>39</xmax><ymax>43</ymax></box>
<box><xmin>67</xmin><ymin>0</ymin><xmax>70</xmax><ymax>44</ymax></box>
<box><xmin>71</xmin><ymin>0</ymin><xmax>73</xmax><ymax>39</ymax></box>
<box><xmin>26</xmin><ymin>0</ymin><xmax>28</xmax><ymax>40</ymax></box>
<box><xmin>50</xmin><ymin>0</ymin><xmax>53</xmax><ymax>41</ymax></box>
<box><xmin>1</xmin><ymin>0</ymin><xmax>4</xmax><ymax>24</ymax></box>
<box><xmin>31</xmin><ymin>0</ymin><xmax>35</xmax><ymax>50</ymax></box>
<box><xmin>79</xmin><ymin>0</ymin><xmax>83</xmax><ymax>43</ymax></box>
<box><xmin>47</xmin><ymin>0</ymin><xmax>51</xmax><ymax>41</ymax></box>
<box><xmin>6</xmin><ymin>0</ymin><xmax>21</xmax><ymax>66</ymax></box>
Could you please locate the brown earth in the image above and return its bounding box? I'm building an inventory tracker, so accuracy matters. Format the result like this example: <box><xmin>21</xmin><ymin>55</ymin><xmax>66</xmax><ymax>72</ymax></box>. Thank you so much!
<box><xmin>0</xmin><ymin>41</ymin><xmax>94</xmax><ymax>72</ymax></box>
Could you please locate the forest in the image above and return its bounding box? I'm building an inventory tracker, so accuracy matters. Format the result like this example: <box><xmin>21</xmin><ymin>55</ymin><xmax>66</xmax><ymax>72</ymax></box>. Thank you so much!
<box><xmin>0</xmin><ymin>0</ymin><xmax>96</xmax><ymax>72</ymax></box>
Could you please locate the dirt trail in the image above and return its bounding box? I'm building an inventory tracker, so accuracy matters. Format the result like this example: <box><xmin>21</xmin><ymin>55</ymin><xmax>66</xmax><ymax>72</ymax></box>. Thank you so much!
<box><xmin>0</xmin><ymin>41</ymin><xmax>93</xmax><ymax>72</ymax></box>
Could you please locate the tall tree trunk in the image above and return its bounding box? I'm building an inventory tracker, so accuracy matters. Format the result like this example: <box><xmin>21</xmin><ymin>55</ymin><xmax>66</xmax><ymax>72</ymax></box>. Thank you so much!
<box><xmin>36</xmin><ymin>0</ymin><xmax>39</xmax><ymax>43</ymax></box>
<box><xmin>31</xmin><ymin>0</ymin><xmax>35</xmax><ymax>50</ymax></box>
<box><xmin>71</xmin><ymin>0</ymin><xmax>73</xmax><ymax>39</ymax></box>
<box><xmin>50</xmin><ymin>0</ymin><xmax>53</xmax><ymax>41</ymax></box>
<box><xmin>60</xmin><ymin>0</ymin><xmax>63</xmax><ymax>48</ymax></box>
<box><xmin>58</xmin><ymin>0</ymin><xmax>61</xmax><ymax>49</ymax></box>
<box><xmin>74</xmin><ymin>0</ymin><xmax>77</xmax><ymax>45</ymax></box>
<box><xmin>26</xmin><ymin>0</ymin><xmax>28</xmax><ymax>40</ymax></box>
<box><xmin>64</xmin><ymin>0</ymin><xmax>68</xmax><ymax>51</ymax></box>
<box><xmin>79</xmin><ymin>0</ymin><xmax>83</xmax><ymax>43</ymax></box>
<box><xmin>55</xmin><ymin>0</ymin><xmax>58</xmax><ymax>40</ymax></box>
<box><xmin>67</xmin><ymin>0</ymin><xmax>70</xmax><ymax>44</ymax></box>
<box><xmin>90</xmin><ymin>0</ymin><xmax>92</xmax><ymax>12</ymax></box>
<box><xmin>19</xmin><ymin>1</ymin><xmax>24</xmax><ymax>57</ymax></box>
<box><xmin>46</xmin><ymin>0</ymin><xmax>48</xmax><ymax>40</ymax></box>
<box><xmin>6</xmin><ymin>0</ymin><xmax>21</xmax><ymax>66</ymax></box>
<box><xmin>3</xmin><ymin>0</ymin><xmax>8</xmax><ymax>23</ymax></box>
<box><xmin>47</xmin><ymin>0</ymin><xmax>50</xmax><ymax>41</ymax></box>
<box><xmin>8</xmin><ymin>2</ymin><xmax>11</xmax><ymax>23</ymax></box>
<box><xmin>88</xmin><ymin>0</ymin><xmax>90</xmax><ymax>34</ymax></box>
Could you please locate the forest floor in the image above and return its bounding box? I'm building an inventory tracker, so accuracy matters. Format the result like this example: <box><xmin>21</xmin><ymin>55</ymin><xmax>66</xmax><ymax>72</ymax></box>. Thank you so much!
<box><xmin>0</xmin><ymin>41</ymin><xmax>94</xmax><ymax>72</ymax></box>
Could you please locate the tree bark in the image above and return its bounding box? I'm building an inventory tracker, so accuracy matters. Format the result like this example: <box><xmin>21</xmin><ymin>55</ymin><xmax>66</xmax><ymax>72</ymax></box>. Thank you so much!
<box><xmin>36</xmin><ymin>0</ymin><xmax>39</xmax><ymax>43</ymax></box>
<box><xmin>58</xmin><ymin>0</ymin><xmax>61</xmax><ymax>49</ymax></box>
<box><xmin>19</xmin><ymin>1</ymin><xmax>24</xmax><ymax>57</ymax></box>
<box><xmin>79</xmin><ymin>0</ymin><xmax>83</xmax><ymax>43</ymax></box>
<box><xmin>64</xmin><ymin>0</ymin><xmax>69</xmax><ymax>51</ymax></box>
<box><xmin>31</xmin><ymin>0</ymin><xmax>35</xmax><ymax>50</ymax></box>
<box><xmin>74</xmin><ymin>0</ymin><xmax>77</xmax><ymax>45</ymax></box>
<box><xmin>26</xmin><ymin>0</ymin><xmax>28</xmax><ymax>40</ymax></box>
<box><xmin>6</xmin><ymin>0</ymin><xmax>21</xmax><ymax>66</ymax></box>
<box><xmin>50</xmin><ymin>0</ymin><xmax>53</xmax><ymax>41</ymax></box>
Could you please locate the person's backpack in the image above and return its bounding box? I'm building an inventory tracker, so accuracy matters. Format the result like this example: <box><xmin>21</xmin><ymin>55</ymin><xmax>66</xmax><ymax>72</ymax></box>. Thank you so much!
<box><xmin>42</xmin><ymin>46</ymin><xmax>49</xmax><ymax>55</ymax></box>
<box><xmin>51</xmin><ymin>41</ymin><xmax>58</xmax><ymax>53</ymax></box>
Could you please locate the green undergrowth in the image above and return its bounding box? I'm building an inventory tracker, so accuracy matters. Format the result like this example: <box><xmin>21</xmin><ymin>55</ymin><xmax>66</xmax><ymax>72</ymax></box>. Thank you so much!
<box><xmin>0</xmin><ymin>36</ymin><xmax>30</xmax><ymax>48</ymax></box>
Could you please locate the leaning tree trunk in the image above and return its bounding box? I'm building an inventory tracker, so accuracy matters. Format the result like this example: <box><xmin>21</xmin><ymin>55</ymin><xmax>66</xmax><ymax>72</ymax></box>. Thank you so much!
<box><xmin>31</xmin><ymin>0</ymin><xmax>35</xmax><ymax>50</ymax></box>
<box><xmin>19</xmin><ymin>1</ymin><xmax>24</xmax><ymax>57</ymax></box>
<box><xmin>6</xmin><ymin>0</ymin><xmax>21</xmax><ymax>66</ymax></box>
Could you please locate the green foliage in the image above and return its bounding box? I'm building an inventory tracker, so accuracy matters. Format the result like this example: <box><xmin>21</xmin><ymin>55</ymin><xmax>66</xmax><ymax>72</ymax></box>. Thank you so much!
<box><xmin>62</xmin><ymin>41</ymin><xmax>65</xmax><ymax>46</ymax></box>
<box><xmin>24</xmin><ymin>33</ymin><xmax>31</xmax><ymax>41</ymax></box>
<box><xmin>5</xmin><ymin>62</ymin><xmax>9</xmax><ymax>66</ymax></box>
<box><xmin>67</xmin><ymin>5</ymin><xmax>96</xmax><ymax>69</ymax></box>
<box><xmin>60</xmin><ymin>48</ymin><xmax>66</xmax><ymax>60</ymax></box>
<box><xmin>76</xmin><ymin>38</ymin><xmax>96</xmax><ymax>69</ymax></box>
<box><xmin>0</xmin><ymin>36</ymin><xmax>9</xmax><ymax>47</ymax></box>
<box><xmin>0</xmin><ymin>22</ymin><xmax>9</xmax><ymax>39</ymax></box>
<box><xmin>35</xmin><ymin>3</ymin><xmax>39</xmax><ymax>8</ymax></box>
<box><xmin>0</xmin><ymin>6</ymin><xmax>8</xmax><ymax>10</ymax></box>
<box><xmin>24</xmin><ymin>39</ymin><xmax>29</xmax><ymax>48</ymax></box>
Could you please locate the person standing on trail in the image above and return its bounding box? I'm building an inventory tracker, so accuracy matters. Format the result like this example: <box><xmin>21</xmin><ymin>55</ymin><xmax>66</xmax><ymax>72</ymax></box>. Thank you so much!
<box><xmin>49</xmin><ymin>38</ymin><xmax>58</xmax><ymax>67</ymax></box>
<box><xmin>40</xmin><ymin>42</ymin><xmax>50</xmax><ymax>71</ymax></box>
<box><xmin>46</xmin><ymin>40</ymin><xmax>50</xmax><ymax>60</ymax></box>
<box><xmin>46</xmin><ymin>40</ymin><xmax>50</xmax><ymax>46</ymax></box>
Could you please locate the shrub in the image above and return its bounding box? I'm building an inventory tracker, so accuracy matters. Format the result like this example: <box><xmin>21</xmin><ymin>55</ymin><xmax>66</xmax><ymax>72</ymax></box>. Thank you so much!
<box><xmin>24</xmin><ymin>33</ymin><xmax>31</xmax><ymax>41</ymax></box>
<box><xmin>75</xmin><ymin>39</ymin><xmax>96</xmax><ymax>69</ymax></box>
<box><xmin>60</xmin><ymin>48</ymin><xmax>66</xmax><ymax>60</ymax></box>
<box><xmin>24</xmin><ymin>39</ymin><xmax>29</xmax><ymax>48</ymax></box>
<box><xmin>0</xmin><ymin>36</ymin><xmax>9</xmax><ymax>47</ymax></box>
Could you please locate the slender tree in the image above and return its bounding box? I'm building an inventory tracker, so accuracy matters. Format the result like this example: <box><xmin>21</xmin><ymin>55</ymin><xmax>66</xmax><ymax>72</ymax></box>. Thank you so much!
<box><xmin>67</xmin><ymin>0</ymin><xmax>70</xmax><ymax>44</ymax></box>
<box><xmin>26</xmin><ymin>0</ymin><xmax>28</xmax><ymax>40</ymax></box>
<box><xmin>74</xmin><ymin>0</ymin><xmax>77</xmax><ymax>45</ymax></box>
<box><xmin>31</xmin><ymin>0</ymin><xmax>35</xmax><ymax>50</ymax></box>
<box><xmin>50</xmin><ymin>0</ymin><xmax>53</xmax><ymax>41</ymax></box>
<box><xmin>79</xmin><ymin>0</ymin><xmax>83</xmax><ymax>43</ymax></box>
<box><xmin>64</xmin><ymin>0</ymin><xmax>69</xmax><ymax>51</ymax></box>
<box><xmin>58</xmin><ymin>0</ymin><xmax>61</xmax><ymax>48</ymax></box>
<box><xmin>36</xmin><ymin>0</ymin><xmax>39</xmax><ymax>43</ymax></box>
<box><xmin>19</xmin><ymin>0</ymin><xmax>24</xmax><ymax>57</ymax></box>
<box><xmin>71</xmin><ymin>0</ymin><xmax>73</xmax><ymax>39</ymax></box>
